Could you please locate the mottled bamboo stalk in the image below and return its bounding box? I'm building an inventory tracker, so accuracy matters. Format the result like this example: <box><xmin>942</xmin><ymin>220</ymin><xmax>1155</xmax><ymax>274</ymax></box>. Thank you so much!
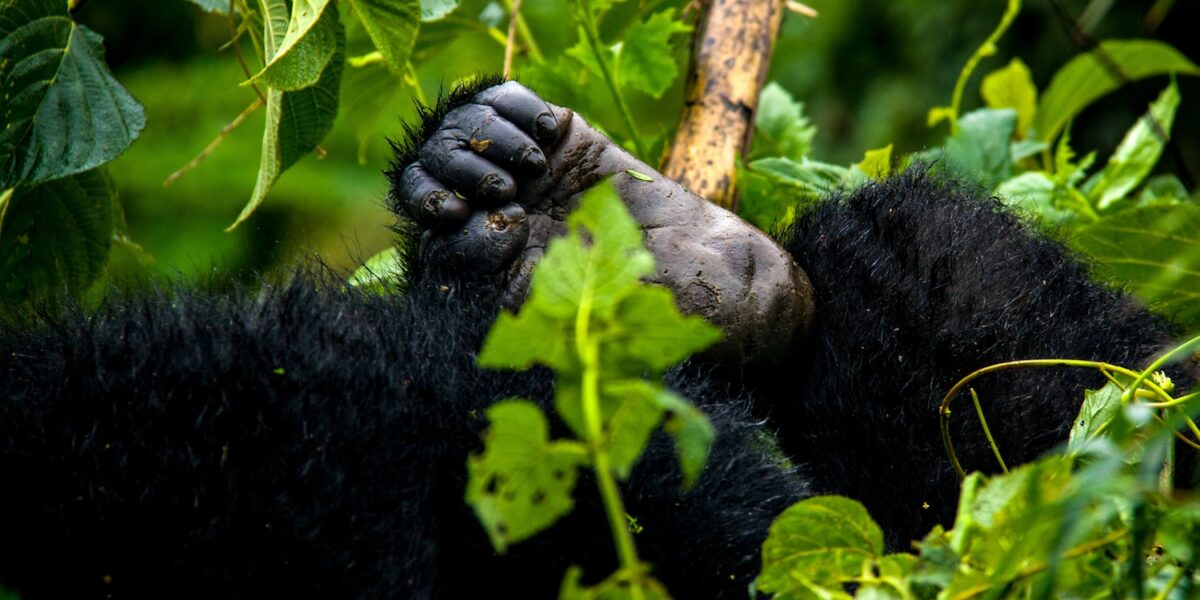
<box><xmin>662</xmin><ymin>0</ymin><xmax>785</xmax><ymax>210</ymax></box>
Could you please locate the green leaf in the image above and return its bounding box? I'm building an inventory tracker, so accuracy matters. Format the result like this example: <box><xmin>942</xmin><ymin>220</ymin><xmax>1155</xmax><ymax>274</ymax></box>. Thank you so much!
<box><xmin>1071</xmin><ymin>203</ymin><xmax>1200</xmax><ymax>328</ymax></box>
<box><xmin>559</xmin><ymin>564</ymin><xmax>671</xmax><ymax>600</ymax></box>
<box><xmin>564</xmin><ymin>26</ymin><xmax>607</xmax><ymax>79</ymax></box>
<box><xmin>229</xmin><ymin>6</ymin><xmax>344</xmax><ymax>231</ymax></box>
<box><xmin>420</xmin><ymin>0</ymin><xmax>458</xmax><ymax>21</ymax></box>
<box><xmin>943</xmin><ymin>108</ymin><xmax>1016</xmax><ymax>188</ymax></box>
<box><xmin>748</xmin><ymin>157</ymin><xmax>853</xmax><ymax>197</ymax></box>
<box><xmin>478</xmin><ymin>307</ymin><xmax>576</xmax><ymax>372</ymax></box>
<box><xmin>616</xmin><ymin>9</ymin><xmax>691</xmax><ymax>99</ymax></box>
<box><xmin>340</xmin><ymin>61</ymin><xmax>404</xmax><ymax>163</ymax></box>
<box><xmin>855</xmin><ymin>144</ymin><xmax>894</xmax><ymax>180</ymax></box>
<box><xmin>466</xmin><ymin>400</ymin><xmax>589</xmax><ymax>553</ymax></box>
<box><xmin>347</xmin><ymin>0</ymin><xmax>419</xmax><ymax>75</ymax></box>
<box><xmin>1082</xmin><ymin>82</ymin><xmax>1180</xmax><ymax>210</ymax></box>
<box><xmin>601</xmin><ymin>380</ymin><xmax>667</xmax><ymax>479</ymax></box>
<box><xmin>0</xmin><ymin>168</ymin><xmax>114</xmax><ymax>301</ymax></box>
<box><xmin>653</xmin><ymin>388</ymin><xmax>714</xmax><ymax>490</ymax></box>
<box><xmin>0</xmin><ymin>0</ymin><xmax>145</xmax><ymax>188</ymax></box>
<box><xmin>995</xmin><ymin>171</ymin><xmax>1073</xmax><ymax>226</ymax></box>
<box><xmin>530</xmin><ymin>180</ymin><xmax>654</xmax><ymax>318</ymax></box>
<box><xmin>980</xmin><ymin>58</ymin><xmax>1037</xmax><ymax>138</ymax></box>
<box><xmin>249</xmin><ymin>0</ymin><xmax>336</xmax><ymax>91</ymax></box>
<box><xmin>607</xmin><ymin>286</ymin><xmax>722</xmax><ymax>372</ymax></box>
<box><xmin>758</xmin><ymin>496</ymin><xmax>883</xmax><ymax>595</ymax></box>
<box><xmin>1067</xmin><ymin>382</ymin><xmax>1124</xmax><ymax>453</ymax></box>
<box><xmin>184</xmin><ymin>0</ymin><xmax>232</xmax><ymax>13</ymax></box>
<box><xmin>1034</xmin><ymin>39</ymin><xmax>1200</xmax><ymax>142</ymax></box>
<box><xmin>348</xmin><ymin>246</ymin><xmax>406</xmax><ymax>294</ymax></box>
<box><xmin>754</xmin><ymin>82</ymin><xmax>816</xmax><ymax>161</ymax></box>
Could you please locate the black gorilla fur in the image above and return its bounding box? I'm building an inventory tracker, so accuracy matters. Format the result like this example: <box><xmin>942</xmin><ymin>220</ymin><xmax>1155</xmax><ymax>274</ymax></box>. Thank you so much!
<box><xmin>0</xmin><ymin>79</ymin><xmax>1189</xmax><ymax>598</ymax></box>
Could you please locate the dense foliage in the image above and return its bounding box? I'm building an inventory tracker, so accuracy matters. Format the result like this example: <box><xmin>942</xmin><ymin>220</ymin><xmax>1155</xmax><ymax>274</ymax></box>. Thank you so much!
<box><xmin>2</xmin><ymin>0</ymin><xmax>1199</xmax><ymax>598</ymax></box>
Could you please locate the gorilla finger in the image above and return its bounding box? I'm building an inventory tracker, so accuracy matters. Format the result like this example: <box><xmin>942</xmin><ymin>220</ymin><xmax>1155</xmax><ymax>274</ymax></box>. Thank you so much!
<box><xmin>419</xmin><ymin>146</ymin><xmax>517</xmax><ymax>206</ymax></box>
<box><xmin>474</xmin><ymin>81</ymin><xmax>565</xmax><ymax>146</ymax></box>
<box><xmin>424</xmin><ymin>203</ymin><xmax>529</xmax><ymax>274</ymax></box>
<box><xmin>397</xmin><ymin>164</ymin><xmax>471</xmax><ymax>229</ymax></box>
<box><xmin>470</xmin><ymin>112</ymin><xmax>547</xmax><ymax>178</ymax></box>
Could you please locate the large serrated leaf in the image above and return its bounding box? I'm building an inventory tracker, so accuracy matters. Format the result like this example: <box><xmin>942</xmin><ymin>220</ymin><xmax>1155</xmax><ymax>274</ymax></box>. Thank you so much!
<box><xmin>0</xmin><ymin>0</ymin><xmax>145</xmax><ymax>188</ymax></box>
<box><xmin>754</xmin><ymin>82</ymin><xmax>816</xmax><ymax>161</ymax></box>
<box><xmin>1071</xmin><ymin>204</ymin><xmax>1200</xmax><ymax>328</ymax></box>
<box><xmin>466</xmin><ymin>400</ymin><xmax>588</xmax><ymax>553</ymax></box>
<box><xmin>250</xmin><ymin>0</ymin><xmax>336</xmax><ymax>91</ymax></box>
<box><xmin>758</xmin><ymin>496</ymin><xmax>883</xmax><ymax>596</ymax></box>
<box><xmin>229</xmin><ymin>5</ymin><xmax>344</xmax><ymax>231</ymax></box>
<box><xmin>347</xmin><ymin>0</ymin><xmax>419</xmax><ymax>75</ymax></box>
<box><xmin>616</xmin><ymin>9</ymin><xmax>690</xmax><ymax>99</ymax></box>
<box><xmin>0</xmin><ymin>168</ymin><xmax>114</xmax><ymax>300</ymax></box>
<box><xmin>1034</xmin><ymin>39</ymin><xmax>1199</xmax><ymax>142</ymax></box>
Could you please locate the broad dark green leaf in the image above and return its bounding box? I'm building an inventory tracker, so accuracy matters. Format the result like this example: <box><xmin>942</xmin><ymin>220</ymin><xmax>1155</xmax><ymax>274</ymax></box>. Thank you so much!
<box><xmin>758</xmin><ymin>496</ymin><xmax>883</xmax><ymax>596</ymax></box>
<box><xmin>1083</xmin><ymin>82</ymin><xmax>1180</xmax><ymax>210</ymax></box>
<box><xmin>230</xmin><ymin>6</ymin><xmax>344</xmax><ymax>230</ymax></box>
<box><xmin>754</xmin><ymin>82</ymin><xmax>816</xmax><ymax>161</ymax></box>
<box><xmin>1072</xmin><ymin>203</ymin><xmax>1200</xmax><ymax>327</ymax></box>
<box><xmin>980</xmin><ymin>58</ymin><xmax>1037</xmax><ymax>138</ymax></box>
<box><xmin>347</xmin><ymin>0</ymin><xmax>419</xmax><ymax>75</ymax></box>
<box><xmin>250</xmin><ymin>0</ymin><xmax>336</xmax><ymax>91</ymax></box>
<box><xmin>466</xmin><ymin>400</ymin><xmax>589</xmax><ymax>553</ymax></box>
<box><xmin>1034</xmin><ymin>39</ymin><xmax>1199</xmax><ymax>142</ymax></box>
<box><xmin>748</xmin><ymin>157</ymin><xmax>853</xmax><ymax>197</ymax></box>
<box><xmin>0</xmin><ymin>0</ymin><xmax>145</xmax><ymax>188</ymax></box>
<box><xmin>616</xmin><ymin>9</ymin><xmax>690</xmax><ymax>99</ymax></box>
<box><xmin>0</xmin><ymin>168</ymin><xmax>114</xmax><ymax>300</ymax></box>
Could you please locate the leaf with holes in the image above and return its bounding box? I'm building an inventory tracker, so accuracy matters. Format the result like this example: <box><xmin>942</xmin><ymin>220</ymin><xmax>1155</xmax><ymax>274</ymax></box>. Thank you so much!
<box><xmin>758</xmin><ymin>496</ymin><xmax>883</xmax><ymax>596</ymax></box>
<box><xmin>466</xmin><ymin>400</ymin><xmax>589</xmax><ymax>553</ymax></box>
<box><xmin>0</xmin><ymin>0</ymin><xmax>145</xmax><ymax>189</ymax></box>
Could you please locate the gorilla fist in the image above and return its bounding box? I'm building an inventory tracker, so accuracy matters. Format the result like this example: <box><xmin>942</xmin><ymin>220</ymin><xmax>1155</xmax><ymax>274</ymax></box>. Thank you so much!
<box><xmin>390</xmin><ymin>80</ymin><xmax>814</xmax><ymax>367</ymax></box>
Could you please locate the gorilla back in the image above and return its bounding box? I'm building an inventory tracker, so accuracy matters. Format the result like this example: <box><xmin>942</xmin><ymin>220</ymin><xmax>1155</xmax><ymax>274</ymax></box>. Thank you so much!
<box><xmin>0</xmin><ymin>79</ymin><xmax>1186</xmax><ymax>598</ymax></box>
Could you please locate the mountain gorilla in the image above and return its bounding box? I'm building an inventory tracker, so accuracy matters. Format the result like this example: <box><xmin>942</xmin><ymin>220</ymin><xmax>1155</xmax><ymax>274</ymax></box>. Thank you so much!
<box><xmin>0</xmin><ymin>78</ymin><xmax>1185</xmax><ymax>598</ymax></box>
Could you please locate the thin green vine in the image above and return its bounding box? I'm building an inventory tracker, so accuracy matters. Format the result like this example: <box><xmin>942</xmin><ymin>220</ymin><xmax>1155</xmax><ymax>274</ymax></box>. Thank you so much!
<box><xmin>577</xmin><ymin>0</ymin><xmax>648</xmax><ymax>158</ymax></box>
<box><xmin>935</xmin><ymin>0</ymin><xmax>1021</xmax><ymax>134</ymax></box>
<box><xmin>940</xmin><ymin>357</ymin><xmax>1192</xmax><ymax>478</ymax></box>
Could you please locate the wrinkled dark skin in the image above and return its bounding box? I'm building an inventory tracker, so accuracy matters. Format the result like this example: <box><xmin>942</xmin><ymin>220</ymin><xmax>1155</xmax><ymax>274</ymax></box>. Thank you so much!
<box><xmin>395</xmin><ymin>81</ymin><xmax>814</xmax><ymax>366</ymax></box>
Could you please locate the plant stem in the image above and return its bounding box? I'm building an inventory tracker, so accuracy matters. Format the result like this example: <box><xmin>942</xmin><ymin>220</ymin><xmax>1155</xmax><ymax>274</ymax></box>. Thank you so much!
<box><xmin>503</xmin><ymin>0</ymin><xmax>544</xmax><ymax>63</ymax></box>
<box><xmin>946</xmin><ymin>0</ymin><xmax>1021</xmax><ymax>134</ymax></box>
<box><xmin>575</xmin><ymin>273</ymin><xmax>644</xmax><ymax>599</ymax></box>
<box><xmin>969</xmin><ymin>388</ymin><xmax>1008</xmax><ymax>473</ymax></box>
<box><xmin>577</xmin><ymin>1</ymin><xmax>648</xmax><ymax>158</ymax></box>
<box><xmin>940</xmin><ymin>358</ymin><xmax>1175</xmax><ymax>478</ymax></box>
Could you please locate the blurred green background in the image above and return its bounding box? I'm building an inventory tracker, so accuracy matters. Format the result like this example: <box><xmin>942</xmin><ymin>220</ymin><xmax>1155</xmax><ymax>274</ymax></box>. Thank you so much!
<box><xmin>75</xmin><ymin>0</ymin><xmax>1199</xmax><ymax>285</ymax></box>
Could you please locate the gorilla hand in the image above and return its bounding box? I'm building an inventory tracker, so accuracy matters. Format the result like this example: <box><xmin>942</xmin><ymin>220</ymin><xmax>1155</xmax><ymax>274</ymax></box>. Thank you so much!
<box><xmin>390</xmin><ymin>80</ymin><xmax>814</xmax><ymax>367</ymax></box>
